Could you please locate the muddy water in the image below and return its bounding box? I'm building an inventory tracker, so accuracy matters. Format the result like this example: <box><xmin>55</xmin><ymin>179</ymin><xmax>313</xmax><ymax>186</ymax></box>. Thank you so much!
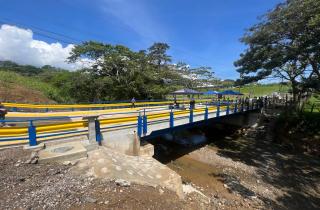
<box><xmin>151</xmin><ymin>125</ymin><xmax>242</xmax><ymax>197</ymax></box>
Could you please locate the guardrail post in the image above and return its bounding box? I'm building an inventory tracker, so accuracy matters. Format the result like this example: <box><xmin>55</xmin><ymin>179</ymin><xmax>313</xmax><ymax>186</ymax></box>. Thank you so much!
<box><xmin>226</xmin><ymin>99</ymin><xmax>230</xmax><ymax>115</ymax></box>
<box><xmin>95</xmin><ymin>119</ymin><xmax>102</xmax><ymax>144</ymax></box>
<box><xmin>216</xmin><ymin>100</ymin><xmax>220</xmax><ymax>117</ymax></box>
<box><xmin>189</xmin><ymin>109</ymin><xmax>193</xmax><ymax>123</ymax></box>
<box><xmin>170</xmin><ymin>109</ymin><xmax>174</xmax><ymax>128</ymax></box>
<box><xmin>234</xmin><ymin>100</ymin><xmax>238</xmax><ymax>113</ymax></box>
<box><xmin>28</xmin><ymin>120</ymin><xmax>37</xmax><ymax>146</ymax></box>
<box><xmin>240</xmin><ymin>100</ymin><xmax>244</xmax><ymax>112</ymax></box>
<box><xmin>143</xmin><ymin>109</ymin><xmax>147</xmax><ymax>136</ymax></box>
<box><xmin>204</xmin><ymin>106</ymin><xmax>208</xmax><ymax>120</ymax></box>
<box><xmin>137</xmin><ymin>112</ymin><xmax>142</xmax><ymax>138</ymax></box>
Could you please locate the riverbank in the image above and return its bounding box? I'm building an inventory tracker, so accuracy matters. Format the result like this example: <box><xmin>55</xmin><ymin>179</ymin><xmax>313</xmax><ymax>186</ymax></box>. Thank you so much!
<box><xmin>154</xmin><ymin>108</ymin><xmax>320</xmax><ymax>209</ymax></box>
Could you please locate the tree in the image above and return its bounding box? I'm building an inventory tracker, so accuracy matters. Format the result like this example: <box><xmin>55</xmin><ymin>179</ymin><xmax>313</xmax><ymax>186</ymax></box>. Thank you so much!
<box><xmin>68</xmin><ymin>41</ymin><xmax>183</xmax><ymax>101</ymax></box>
<box><xmin>147</xmin><ymin>42</ymin><xmax>172</xmax><ymax>68</ymax></box>
<box><xmin>235</xmin><ymin>0</ymin><xmax>320</xmax><ymax>101</ymax></box>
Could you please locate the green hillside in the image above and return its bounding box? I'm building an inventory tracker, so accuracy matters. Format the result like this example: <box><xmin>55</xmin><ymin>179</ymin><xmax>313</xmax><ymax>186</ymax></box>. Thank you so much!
<box><xmin>0</xmin><ymin>70</ymin><xmax>64</xmax><ymax>103</ymax></box>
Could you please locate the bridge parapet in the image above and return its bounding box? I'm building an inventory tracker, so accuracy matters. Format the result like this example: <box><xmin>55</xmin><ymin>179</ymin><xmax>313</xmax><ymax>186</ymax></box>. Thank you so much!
<box><xmin>0</xmin><ymin>97</ymin><xmax>278</xmax><ymax>153</ymax></box>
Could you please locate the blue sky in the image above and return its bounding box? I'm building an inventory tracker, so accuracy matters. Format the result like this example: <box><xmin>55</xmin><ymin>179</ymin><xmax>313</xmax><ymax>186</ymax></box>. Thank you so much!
<box><xmin>0</xmin><ymin>0</ymin><xmax>283</xmax><ymax>79</ymax></box>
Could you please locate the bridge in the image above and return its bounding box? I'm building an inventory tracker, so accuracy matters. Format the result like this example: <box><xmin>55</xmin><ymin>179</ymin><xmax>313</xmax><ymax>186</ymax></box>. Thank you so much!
<box><xmin>0</xmin><ymin>99</ymin><xmax>264</xmax><ymax>155</ymax></box>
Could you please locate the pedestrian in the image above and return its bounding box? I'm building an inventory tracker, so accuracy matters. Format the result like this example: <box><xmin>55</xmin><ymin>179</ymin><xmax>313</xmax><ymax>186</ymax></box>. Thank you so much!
<box><xmin>190</xmin><ymin>98</ymin><xmax>195</xmax><ymax>109</ymax></box>
<box><xmin>131</xmin><ymin>97</ymin><xmax>136</xmax><ymax>108</ymax></box>
<box><xmin>0</xmin><ymin>102</ymin><xmax>7</xmax><ymax>126</ymax></box>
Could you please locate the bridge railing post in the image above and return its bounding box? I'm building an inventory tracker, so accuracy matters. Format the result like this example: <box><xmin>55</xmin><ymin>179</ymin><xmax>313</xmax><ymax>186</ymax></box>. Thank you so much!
<box><xmin>28</xmin><ymin>120</ymin><xmax>37</xmax><ymax>146</ymax></box>
<box><xmin>234</xmin><ymin>100</ymin><xmax>238</xmax><ymax>113</ymax></box>
<box><xmin>240</xmin><ymin>99</ymin><xmax>244</xmax><ymax>112</ymax></box>
<box><xmin>143</xmin><ymin>109</ymin><xmax>148</xmax><ymax>136</ymax></box>
<box><xmin>137</xmin><ymin>112</ymin><xmax>142</xmax><ymax>138</ymax></box>
<box><xmin>95</xmin><ymin>119</ymin><xmax>102</xmax><ymax>144</ymax></box>
<box><xmin>226</xmin><ymin>99</ymin><xmax>230</xmax><ymax>115</ymax></box>
<box><xmin>204</xmin><ymin>106</ymin><xmax>208</xmax><ymax>120</ymax></box>
<box><xmin>216</xmin><ymin>100</ymin><xmax>220</xmax><ymax>117</ymax></box>
<box><xmin>189</xmin><ymin>108</ymin><xmax>194</xmax><ymax>123</ymax></box>
<box><xmin>170</xmin><ymin>109</ymin><xmax>174</xmax><ymax>128</ymax></box>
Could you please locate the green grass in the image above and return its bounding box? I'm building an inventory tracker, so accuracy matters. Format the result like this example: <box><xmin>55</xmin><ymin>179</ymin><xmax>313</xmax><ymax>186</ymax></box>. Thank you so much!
<box><xmin>304</xmin><ymin>94</ymin><xmax>320</xmax><ymax>113</ymax></box>
<box><xmin>170</xmin><ymin>83</ymin><xmax>290</xmax><ymax>100</ymax></box>
<box><xmin>0</xmin><ymin>70</ymin><xmax>66</xmax><ymax>103</ymax></box>
<box><xmin>227</xmin><ymin>83</ymin><xmax>290</xmax><ymax>97</ymax></box>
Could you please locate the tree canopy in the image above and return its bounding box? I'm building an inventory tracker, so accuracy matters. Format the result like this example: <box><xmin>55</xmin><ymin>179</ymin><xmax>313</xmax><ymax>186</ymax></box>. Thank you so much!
<box><xmin>235</xmin><ymin>0</ymin><xmax>320</xmax><ymax>100</ymax></box>
<box><xmin>68</xmin><ymin>42</ymin><xmax>216</xmax><ymax>101</ymax></box>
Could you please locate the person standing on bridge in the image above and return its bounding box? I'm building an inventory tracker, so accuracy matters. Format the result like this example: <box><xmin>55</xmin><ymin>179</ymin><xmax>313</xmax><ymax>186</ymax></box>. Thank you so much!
<box><xmin>131</xmin><ymin>97</ymin><xmax>136</xmax><ymax>108</ymax></box>
<box><xmin>0</xmin><ymin>102</ymin><xmax>8</xmax><ymax>126</ymax></box>
<box><xmin>190</xmin><ymin>98</ymin><xmax>196</xmax><ymax>109</ymax></box>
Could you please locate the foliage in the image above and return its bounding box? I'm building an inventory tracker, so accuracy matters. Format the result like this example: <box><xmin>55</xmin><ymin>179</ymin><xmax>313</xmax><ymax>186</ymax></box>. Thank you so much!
<box><xmin>1</xmin><ymin>42</ymin><xmax>216</xmax><ymax>103</ymax></box>
<box><xmin>0</xmin><ymin>70</ymin><xmax>67</xmax><ymax>102</ymax></box>
<box><xmin>235</xmin><ymin>0</ymin><xmax>320</xmax><ymax>102</ymax></box>
<box><xmin>67</xmin><ymin>41</ymin><xmax>215</xmax><ymax>101</ymax></box>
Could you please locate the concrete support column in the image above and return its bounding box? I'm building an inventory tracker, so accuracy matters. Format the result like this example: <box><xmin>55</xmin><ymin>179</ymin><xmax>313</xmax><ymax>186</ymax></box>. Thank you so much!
<box><xmin>83</xmin><ymin>115</ymin><xmax>99</xmax><ymax>143</ymax></box>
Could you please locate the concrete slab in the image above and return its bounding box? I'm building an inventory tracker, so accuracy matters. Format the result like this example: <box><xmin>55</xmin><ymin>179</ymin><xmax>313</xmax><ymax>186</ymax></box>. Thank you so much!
<box><xmin>72</xmin><ymin>147</ymin><xmax>184</xmax><ymax>198</ymax></box>
<box><xmin>38</xmin><ymin>142</ymin><xmax>88</xmax><ymax>163</ymax></box>
<box><xmin>23</xmin><ymin>143</ymin><xmax>45</xmax><ymax>151</ymax></box>
<box><xmin>139</xmin><ymin>143</ymin><xmax>154</xmax><ymax>157</ymax></box>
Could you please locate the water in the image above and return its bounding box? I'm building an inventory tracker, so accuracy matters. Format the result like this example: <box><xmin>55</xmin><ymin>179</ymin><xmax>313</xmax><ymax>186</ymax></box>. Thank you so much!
<box><xmin>148</xmin><ymin>124</ymin><xmax>242</xmax><ymax>195</ymax></box>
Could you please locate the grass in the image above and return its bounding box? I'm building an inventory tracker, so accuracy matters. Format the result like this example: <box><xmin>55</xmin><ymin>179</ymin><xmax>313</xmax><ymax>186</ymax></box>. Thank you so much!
<box><xmin>0</xmin><ymin>70</ymin><xmax>65</xmax><ymax>103</ymax></box>
<box><xmin>170</xmin><ymin>83</ymin><xmax>290</xmax><ymax>100</ymax></box>
<box><xmin>227</xmin><ymin>83</ymin><xmax>290</xmax><ymax>97</ymax></box>
<box><xmin>304</xmin><ymin>94</ymin><xmax>320</xmax><ymax>113</ymax></box>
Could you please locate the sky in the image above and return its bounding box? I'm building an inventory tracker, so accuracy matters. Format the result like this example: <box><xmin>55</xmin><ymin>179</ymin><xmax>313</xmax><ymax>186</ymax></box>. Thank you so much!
<box><xmin>0</xmin><ymin>0</ymin><xmax>283</xmax><ymax>79</ymax></box>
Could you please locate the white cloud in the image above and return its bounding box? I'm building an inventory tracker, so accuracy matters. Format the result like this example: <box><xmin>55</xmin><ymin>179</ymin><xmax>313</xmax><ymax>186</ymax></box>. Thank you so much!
<box><xmin>0</xmin><ymin>24</ymin><xmax>87</xmax><ymax>70</ymax></box>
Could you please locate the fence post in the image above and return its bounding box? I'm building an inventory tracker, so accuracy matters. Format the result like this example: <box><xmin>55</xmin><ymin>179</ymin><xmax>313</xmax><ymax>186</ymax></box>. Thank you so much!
<box><xmin>226</xmin><ymin>99</ymin><xmax>230</xmax><ymax>115</ymax></box>
<box><xmin>143</xmin><ymin>109</ymin><xmax>148</xmax><ymax>136</ymax></box>
<box><xmin>28</xmin><ymin>120</ymin><xmax>37</xmax><ymax>146</ymax></box>
<box><xmin>311</xmin><ymin>103</ymin><xmax>315</xmax><ymax>113</ymax></box>
<box><xmin>234</xmin><ymin>100</ymin><xmax>238</xmax><ymax>113</ymax></box>
<box><xmin>189</xmin><ymin>108</ymin><xmax>194</xmax><ymax>123</ymax></box>
<box><xmin>216</xmin><ymin>100</ymin><xmax>220</xmax><ymax>117</ymax></box>
<box><xmin>137</xmin><ymin>112</ymin><xmax>142</xmax><ymax>138</ymax></box>
<box><xmin>204</xmin><ymin>106</ymin><xmax>209</xmax><ymax>120</ymax></box>
<box><xmin>170</xmin><ymin>109</ymin><xmax>174</xmax><ymax>128</ymax></box>
<box><xmin>95</xmin><ymin>119</ymin><xmax>102</xmax><ymax>144</ymax></box>
<box><xmin>240</xmin><ymin>100</ymin><xmax>244</xmax><ymax>112</ymax></box>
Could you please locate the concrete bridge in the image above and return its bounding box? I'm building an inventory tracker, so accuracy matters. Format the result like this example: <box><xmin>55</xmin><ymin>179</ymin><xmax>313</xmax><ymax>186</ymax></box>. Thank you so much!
<box><xmin>0</xmin><ymin>100</ymin><xmax>264</xmax><ymax>156</ymax></box>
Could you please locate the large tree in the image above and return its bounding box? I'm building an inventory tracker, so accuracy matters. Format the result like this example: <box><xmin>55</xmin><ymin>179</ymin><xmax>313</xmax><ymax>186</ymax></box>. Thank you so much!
<box><xmin>235</xmin><ymin>0</ymin><xmax>320</xmax><ymax>101</ymax></box>
<box><xmin>68</xmin><ymin>41</ymin><xmax>186</xmax><ymax>101</ymax></box>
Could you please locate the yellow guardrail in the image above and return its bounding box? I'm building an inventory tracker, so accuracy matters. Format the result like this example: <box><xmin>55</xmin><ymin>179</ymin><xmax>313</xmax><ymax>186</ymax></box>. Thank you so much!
<box><xmin>3</xmin><ymin>99</ymin><xmax>211</xmax><ymax>109</ymax></box>
<box><xmin>0</xmin><ymin>107</ymin><xmax>220</xmax><ymax>138</ymax></box>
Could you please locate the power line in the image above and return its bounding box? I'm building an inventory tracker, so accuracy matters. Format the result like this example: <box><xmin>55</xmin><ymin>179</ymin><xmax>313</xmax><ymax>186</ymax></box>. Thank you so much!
<box><xmin>0</xmin><ymin>17</ymin><xmax>225</xmax><ymax>71</ymax></box>
<box><xmin>0</xmin><ymin>17</ymin><xmax>81</xmax><ymax>45</ymax></box>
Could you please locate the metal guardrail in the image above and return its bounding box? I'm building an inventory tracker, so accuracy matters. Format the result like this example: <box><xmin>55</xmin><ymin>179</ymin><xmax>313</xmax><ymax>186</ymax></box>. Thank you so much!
<box><xmin>3</xmin><ymin>99</ymin><xmax>212</xmax><ymax>112</ymax></box>
<box><xmin>0</xmin><ymin>99</ymin><xmax>264</xmax><ymax>147</ymax></box>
